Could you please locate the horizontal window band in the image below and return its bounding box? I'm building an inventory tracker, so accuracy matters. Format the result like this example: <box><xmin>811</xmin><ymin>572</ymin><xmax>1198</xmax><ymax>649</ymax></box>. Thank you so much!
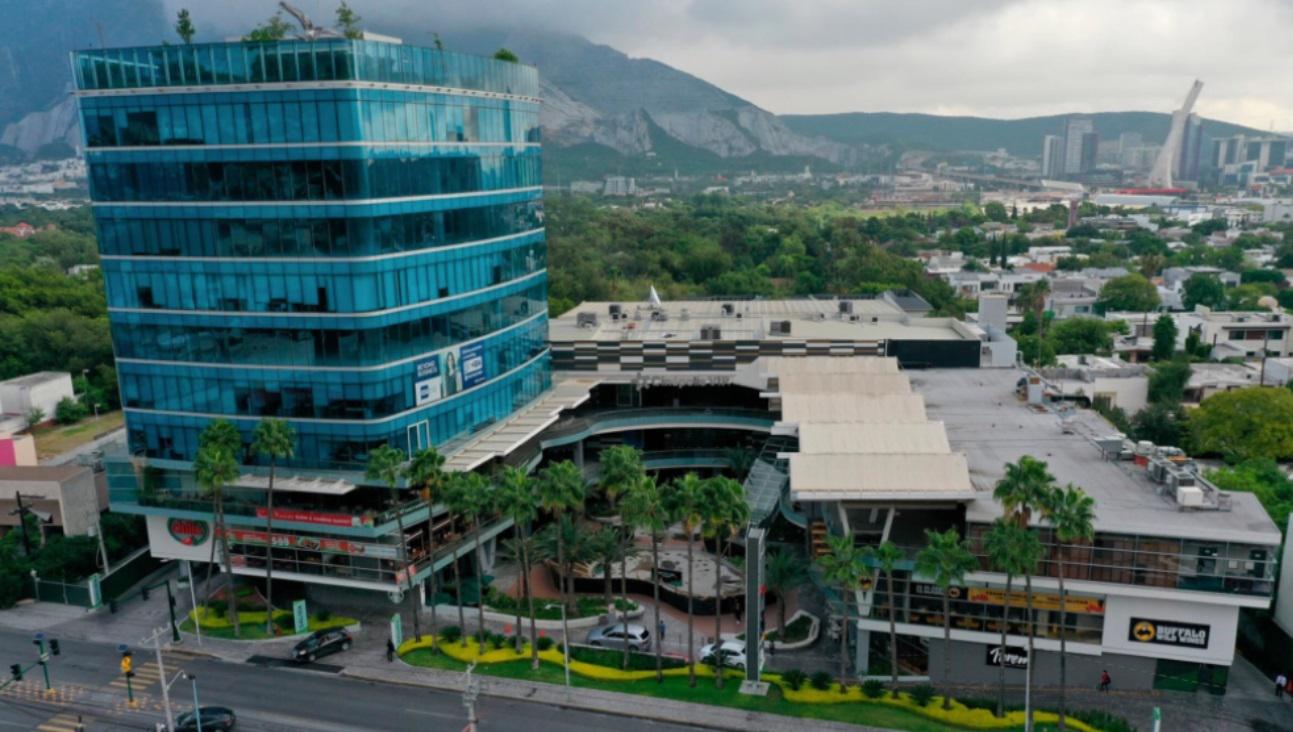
<box><xmin>122</xmin><ymin>349</ymin><xmax>550</xmax><ymax>426</ymax></box>
<box><xmin>74</xmin><ymin>79</ymin><xmax>542</xmax><ymax>105</ymax></box>
<box><xmin>107</xmin><ymin>268</ymin><xmax>546</xmax><ymax>319</ymax></box>
<box><xmin>114</xmin><ymin>310</ymin><xmax>547</xmax><ymax>373</ymax></box>
<box><xmin>86</xmin><ymin>141</ymin><xmax>540</xmax><ymax>153</ymax></box>
<box><xmin>90</xmin><ymin>185</ymin><xmax>544</xmax><ymax>209</ymax></box>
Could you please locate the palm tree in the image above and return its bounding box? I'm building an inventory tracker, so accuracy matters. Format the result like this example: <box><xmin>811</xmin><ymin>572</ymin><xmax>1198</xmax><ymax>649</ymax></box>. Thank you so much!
<box><xmin>194</xmin><ymin>434</ymin><xmax>240</xmax><ymax>637</ymax></box>
<box><xmin>406</xmin><ymin>447</ymin><xmax>447</xmax><ymax>646</ymax></box>
<box><xmin>994</xmin><ymin>456</ymin><xmax>1055</xmax><ymax>529</ymax></box>
<box><xmin>598</xmin><ymin>445</ymin><xmax>646</xmax><ymax>671</ymax></box>
<box><xmin>763</xmin><ymin>549</ymin><xmax>809</xmax><ymax>638</ymax></box>
<box><xmin>1041</xmin><ymin>484</ymin><xmax>1095</xmax><ymax>732</ymax></box>
<box><xmin>984</xmin><ymin>520</ymin><xmax>1043</xmax><ymax>721</ymax></box>
<box><xmin>915</xmin><ymin>528</ymin><xmax>978</xmax><ymax>710</ymax></box>
<box><xmin>703</xmin><ymin>476</ymin><xmax>748</xmax><ymax>690</ymax></box>
<box><xmin>666</xmin><ymin>472</ymin><xmax>707</xmax><ymax>688</ymax></box>
<box><xmin>874</xmin><ymin>541</ymin><xmax>906</xmax><ymax>697</ymax></box>
<box><xmin>443</xmin><ymin>473</ymin><xmax>474</xmax><ymax>644</ymax></box>
<box><xmin>815</xmin><ymin>534</ymin><xmax>874</xmax><ymax>693</ymax></box>
<box><xmin>455</xmin><ymin>472</ymin><xmax>495</xmax><ymax>647</ymax></box>
<box><xmin>496</xmin><ymin>467</ymin><xmax>539</xmax><ymax>663</ymax></box>
<box><xmin>588</xmin><ymin>526</ymin><xmax>621</xmax><ymax>607</ymax></box>
<box><xmin>536</xmin><ymin>460</ymin><xmax>587</xmax><ymax>654</ymax></box>
<box><xmin>251</xmin><ymin>418</ymin><xmax>294</xmax><ymax>636</ymax></box>
<box><xmin>365</xmin><ymin>444</ymin><xmax>421</xmax><ymax>644</ymax></box>
<box><xmin>622</xmin><ymin>475</ymin><xmax>671</xmax><ymax>680</ymax></box>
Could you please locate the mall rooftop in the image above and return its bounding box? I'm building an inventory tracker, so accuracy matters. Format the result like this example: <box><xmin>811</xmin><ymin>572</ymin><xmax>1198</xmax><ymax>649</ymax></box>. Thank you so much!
<box><xmin>911</xmin><ymin>368</ymin><xmax>1281</xmax><ymax>546</ymax></box>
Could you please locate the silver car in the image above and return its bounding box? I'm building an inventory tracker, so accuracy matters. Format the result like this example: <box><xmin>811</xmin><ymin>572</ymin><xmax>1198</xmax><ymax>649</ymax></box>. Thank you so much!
<box><xmin>586</xmin><ymin>622</ymin><xmax>652</xmax><ymax>652</ymax></box>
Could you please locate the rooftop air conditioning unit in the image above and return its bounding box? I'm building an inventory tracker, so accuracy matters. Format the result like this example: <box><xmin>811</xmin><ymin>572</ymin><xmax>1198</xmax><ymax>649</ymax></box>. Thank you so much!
<box><xmin>721</xmin><ymin>303</ymin><xmax>735</xmax><ymax>317</ymax></box>
<box><xmin>700</xmin><ymin>325</ymin><xmax>722</xmax><ymax>340</ymax></box>
<box><xmin>1176</xmin><ymin>485</ymin><xmax>1205</xmax><ymax>507</ymax></box>
<box><xmin>609</xmin><ymin>303</ymin><xmax>623</xmax><ymax>319</ymax></box>
<box><xmin>575</xmin><ymin>312</ymin><xmax>598</xmax><ymax>328</ymax></box>
<box><xmin>838</xmin><ymin>301</ymin><xmax>854</xmax><ymax>314</ymax></box>
<box><xmin>770</xmin><ymin>320</ymin><xmax>792</xmax><ymax>335</ymax></box>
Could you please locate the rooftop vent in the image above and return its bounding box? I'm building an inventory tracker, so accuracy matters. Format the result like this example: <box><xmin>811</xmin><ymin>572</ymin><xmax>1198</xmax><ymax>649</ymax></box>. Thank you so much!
<box><xmin>609</xmin><ymin>303</ymin><xmax>623</xmax><ymax>319</ymax></box>
<box><xmin>700</xmin><ymin>325</ymin><xmax>722</xmax><ymax>340</ymax></box>
<box><xmin>575</xmin><ymin>312</ymin><xmax>599</xmax><ymax>328</ymax></box>
<box><xmin>770</xmin><ymin>320</ymin><xmax>792</xmax><ymax>335</ymax></box>
<box><xmin>839</xmin><ymin>301</ymin><xmax>854</xmax><ymax>314</ymax></box>
<box><xmin>721</xmin><ymin>303</ymin><xmax>735</xmax><ymax>317</ymax></box>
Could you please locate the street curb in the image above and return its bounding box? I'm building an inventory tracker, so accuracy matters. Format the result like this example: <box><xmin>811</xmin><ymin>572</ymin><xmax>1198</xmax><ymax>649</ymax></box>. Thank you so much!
<box><xmin>338</xmin><ymin>665</ymin><xmax>874</xmax><ymax>732</ymax></box>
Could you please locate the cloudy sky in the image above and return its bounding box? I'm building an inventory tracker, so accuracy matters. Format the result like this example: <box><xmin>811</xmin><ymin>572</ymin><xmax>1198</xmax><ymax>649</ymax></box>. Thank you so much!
<box><xmin>178</xmin><ymin>0</ymin><xmax>1293</xmax><ymax>130</ymax></box>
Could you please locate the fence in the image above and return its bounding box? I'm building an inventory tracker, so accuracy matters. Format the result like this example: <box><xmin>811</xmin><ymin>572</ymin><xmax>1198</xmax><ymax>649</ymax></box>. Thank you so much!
<box><xmin>29</xmin><ymin>546</ymin><xmax>161</xmax><ymax>609</ymax></box>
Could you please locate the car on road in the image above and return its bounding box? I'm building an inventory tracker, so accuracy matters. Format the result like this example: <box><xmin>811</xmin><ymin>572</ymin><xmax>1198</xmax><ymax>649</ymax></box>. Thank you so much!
<box><xmin>586</xmin><ymin>622</ymin><xmax>652</xmax><ymax>652</ymax></box>
<box><xmin>292</xmin><ymin>628</ymin><xmax>352</xmax><ymax>663</ymax></box>
<box><xmin>174</xmin><ymin>706</ymin><xmax>236</xmax><ymax>731</ymax></box>
<box><xmin>699</xmin><ymin>639</ymin><xmax>761</xmax><ymax>671</ymax></box>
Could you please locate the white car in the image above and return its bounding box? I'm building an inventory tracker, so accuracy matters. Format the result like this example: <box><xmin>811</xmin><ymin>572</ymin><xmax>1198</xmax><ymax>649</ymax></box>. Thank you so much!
<box><xmin>698</xmin><ymin>639</ymin><xmax>762</xmax><ymax>671</ymax></box>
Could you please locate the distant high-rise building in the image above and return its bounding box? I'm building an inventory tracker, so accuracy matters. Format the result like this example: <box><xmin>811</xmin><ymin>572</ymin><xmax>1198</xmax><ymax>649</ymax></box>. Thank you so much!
<box><xmin>1174</xmin><ymin>113</ymin><xmax>1203</xmax><ymax>181</ymax></box>
<box><xmin>1211</xmin><ymin>134</ymin><xmax>1290</xmax><ymax>186</ymax></box>
<box><xmin>1063</xmin><ymin>117</ymin><xmax>1096</xmax><ymax>175</ymax></box>
<box><xmin>1041</xmin><ymin>134</ymin><xmax>1065</xmax><ymax>177</ymax></box>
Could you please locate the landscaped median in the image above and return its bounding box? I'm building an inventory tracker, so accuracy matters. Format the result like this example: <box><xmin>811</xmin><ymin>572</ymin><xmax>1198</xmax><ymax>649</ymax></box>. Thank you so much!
<box><xmin>398</xmin><ymin>635</ymin><xmax>1114</xmax><ymax>732</ymax></box>
<box><xmin>182</xmin><ymin>606</ymin><xmax>357</xmax><ymax>641</ymax></box>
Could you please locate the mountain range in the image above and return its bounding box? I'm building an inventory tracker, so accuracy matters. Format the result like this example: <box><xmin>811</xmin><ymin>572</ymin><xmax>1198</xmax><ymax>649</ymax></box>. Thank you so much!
<box><xmin>0</xmin><ymin>5</ymin><xmax>1273</xmax><ymax>177</ymax></box>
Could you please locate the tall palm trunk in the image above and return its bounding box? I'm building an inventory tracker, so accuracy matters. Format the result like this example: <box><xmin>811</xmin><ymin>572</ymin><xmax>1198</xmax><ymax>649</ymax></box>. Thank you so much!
<box><xmin>264</xmin><ymin>457</ymin><xmax>276</xmax><ymax>636</ymax></box>
<box><xmin>838</xmin><ymin>590</ymin><xmax>850</xmax><ymax>691</ymax></box>
<box><xmin>202</xmin><ymin>488</ymin><xmax>221</xmax><ymax>612</ymax></box>
<box><xmin>887</xmin><ymin>569</ymin><xmax>899</xmax><ymax>697</ymax></box>
<box><xmin>713</xmin><ymin>534</ymin><xmax>725</xmax><ymax>690</ymax></box>
<box><xmin>685</xmin><ymin>523</ymin><xmax>696</xmax><ymax>688</ymax></box>
<box><xmin>556</xmin><ymin>513</ymin><xmax>571</xmax><ymax>658</ymax></box>
<box><xmin>395</xmin><ymin>511</ymin><xmax>422</xmax><ymax>643</ymax></box>
<box><xmin>996</xmin><ymin>574</ymin><xmax>1013</xmax><ymax>718</ymax></box>
<box><xmin>1057</xmin><ymin>553</ymin><xmax>1069</xmax><ymax>732</ymax></box>
<box><xmin>523</xmin><ymin>534</ymin><xmax>540</xmax><ymax>668</ymax></box>
<box><xmin>650</xmin><ymin>530</ymin><xmax>663</xmax><ymax>683</ymax></box>
<box><xmin>603</xmin><ymin>559</ymin><xmax>613</xmax><ymax>606</ymax></box>
<box><xmin>941</xmin><ymin>590</ymin><xmax>953</xmax><ymax>709</ymax></box>
<box><xmin>218</xmin><ymin>497</ymin><xmax>240</xmax><ymax>638</ymax></box>
<box><xmin>428</xmin><ymin>548</ymin><xmax>439</xmax><ymax>648</ymax></box>
<box><xmin>473</xmin><ymin>516</ymin><xmax>486</xmax><ymax>646</ymax></box>
<box><xmin>1025</xmin><ymin>573</ymin><xmax>1036</xmax><ymax>732</ymax></box>
<box><xmin>620</xmin><ymin>524</ymin><xmax>632</xmax><ymax>670</ymax></box>
<box><xmin>453</xmin><ymin>540</ymin><xmax>467</xmax><ymax>646</ymax></box>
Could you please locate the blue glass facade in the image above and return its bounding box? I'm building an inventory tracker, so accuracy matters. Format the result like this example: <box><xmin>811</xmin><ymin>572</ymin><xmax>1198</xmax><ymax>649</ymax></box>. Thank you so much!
<box><xmin>75</xmin><ymin>40</ymin><xmax>550</xmax><ymax>470</ymax></box>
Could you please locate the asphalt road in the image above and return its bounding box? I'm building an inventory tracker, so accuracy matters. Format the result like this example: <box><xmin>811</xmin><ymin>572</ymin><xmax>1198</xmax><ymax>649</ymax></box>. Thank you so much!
<box><xmin>0</xmin><ymin>628</ymin><xmax>700</xmax><ymax>731</ymax></box>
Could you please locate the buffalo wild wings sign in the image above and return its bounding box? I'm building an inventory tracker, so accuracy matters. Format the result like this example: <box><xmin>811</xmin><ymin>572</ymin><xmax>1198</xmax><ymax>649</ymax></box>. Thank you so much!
<box><xmin>1127</xmin><ymin>618</ymin><xmax>1210</xmax><ymax>649</ymax></box>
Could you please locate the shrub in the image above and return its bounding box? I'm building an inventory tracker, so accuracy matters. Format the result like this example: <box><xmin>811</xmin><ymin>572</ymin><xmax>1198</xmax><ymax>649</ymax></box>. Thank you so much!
<box><xmin>861</xmin><ymin>679</ymin><xmax>887</xmax><ymax>699</ymax></box>
<box><xmin>441</xmin><ymin>625</ymin><xmax>463</xmax><ymax>644</ymax></box>
<box><xmin>1069</xmin><ymin>709</ymin><xmax>1138</xmax><ymax>732</ymax></box>
<box><xmin>209</xmin><ymin>600</ymin><xmax>228</xmax><ymax>618</ymax></box>
<box><xmin>908</xmin><ymin>684</ymin><xmax>936</xmax><ymax>707</ymax></box>
<box><xmin>536</xmin><ymin>636</ymin><xmax>555</xmax><ymax>651</ymax></box>
<box><xmin>316</xmin><ymin>607</ymin><xmax>332</xmax><ymax>622</ymax></box>
<box><xmin>54</xmin><ymin>397</ymin><xmax>88</xmax><ymax>425</ymax></box>
<box><xmin>809</xmin><ymin>671</ymin><xmax>833</xmax><ymax>691</ymax></box>
<box><xmin>273</xmin><ymin>613</ymin><xmax>293</xmax><ymax>630</ymax></box>
<box><xmin>781</xmin><ymin>669</ymin><xmax>807</xmax><ymax>691</ymax></box>
<box><xmin>488</xmin><ymin>632</ymin><xmax>507</xmax><ymax>650</ymax></box>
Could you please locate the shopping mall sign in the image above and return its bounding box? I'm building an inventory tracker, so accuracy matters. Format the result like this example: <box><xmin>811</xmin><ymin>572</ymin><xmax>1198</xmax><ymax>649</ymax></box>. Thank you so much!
<box><xmin>1128</xmin><ymin>618</ymin><xmax>1210</xmax><ymax>649</ymax></box>
<box><xmin>167</xmin><ymin>518</ymin><xmax>210</xmax><ymax>547</ymax></box>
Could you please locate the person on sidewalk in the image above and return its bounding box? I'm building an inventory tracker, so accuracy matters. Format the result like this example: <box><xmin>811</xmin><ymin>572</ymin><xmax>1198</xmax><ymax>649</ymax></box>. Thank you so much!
<box><xmin>733</xmin><ymin>597</ymin><xmax>743</xmax><ymax>623</ymax></box>
<box><xmin>1276</xmin><ymin>671</ymin><xmax>1287</xmax><ymax>698</ymax></box>
<box><xmin>386</xmin><ymin>637</ymin><xmax>396</xmax><ymax>663</ymax></box>
<box><xmin>1098</xmin><ymin>669</ymin><xmax>1111</xmax><ymax>692</ymax></box>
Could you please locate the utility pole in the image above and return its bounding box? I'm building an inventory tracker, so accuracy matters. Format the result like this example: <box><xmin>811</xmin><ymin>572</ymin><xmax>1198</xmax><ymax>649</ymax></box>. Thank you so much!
<box><xmin>143</xmin><ymin>625</ymin><xmax>176</xmax><ymax>732</ymax></box>
<box><xmin>12</xmin><ymin>493</ymin><xmax>32</xmax><ymax>557</ymax></box>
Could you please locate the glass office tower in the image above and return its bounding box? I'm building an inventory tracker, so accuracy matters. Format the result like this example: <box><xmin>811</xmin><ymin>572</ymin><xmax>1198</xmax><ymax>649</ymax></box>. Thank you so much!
<box><xmin>74</xmin><ymin>40</ymin><xmax>547</xmax><ymax>593</ymax></box>
<box><xmin>73</xmin><ymin>40</ymin><xmax>549</xmax><ymax>469</ymax></box>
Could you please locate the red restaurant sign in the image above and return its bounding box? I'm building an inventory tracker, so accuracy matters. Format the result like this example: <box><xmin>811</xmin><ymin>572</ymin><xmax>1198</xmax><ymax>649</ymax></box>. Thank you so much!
<box><xmin>253</xmin><ymin>507</ymin><xmax>373</xmax><ymax>528</ymax></box>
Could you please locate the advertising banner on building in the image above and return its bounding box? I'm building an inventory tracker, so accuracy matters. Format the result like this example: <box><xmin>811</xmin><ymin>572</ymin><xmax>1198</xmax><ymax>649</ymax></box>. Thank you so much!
<box><xmin>293</xmin><ymin>599</ymin><xmax>308</xmax><ymax>634</ymax></box>
<box><xmin>1128</xmin><ymin>618</ymin><xmax>1210</xmax><ymax>649</ymax></box>
<box><xmin>414</xmin><ymin>356</ymin><xmax>443</xmax><ymax>406</ymax></box>
<box><xmin>253</xmin><ymin>507</ymin><xmax>373</xmax><ymax>528</ymax></box>
<box><xmin>459</xmin><ymin>342</ymin><xmax>487</xmax><ymax>389</ymax></box>
<box><xmin>224</xmin><ymin>527</ymin><xmax>399</xmax><ymax>559</ymax></box>
<box><xmin>985</xmin><ymin>645</ymin><xmax>1029</xmax><ymax>669</ymax></box>
<box><xmin>913</xmin><ymin>582</ymin><xmax>1104</xmax><ymax>614</ymax></box>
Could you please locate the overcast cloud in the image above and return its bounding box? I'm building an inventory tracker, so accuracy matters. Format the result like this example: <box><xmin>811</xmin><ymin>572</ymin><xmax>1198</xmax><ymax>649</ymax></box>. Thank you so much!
<box><xmin>175</xmin><ymin>0</ymin><xmax>1293</xmax><ymax>130</ymax></box>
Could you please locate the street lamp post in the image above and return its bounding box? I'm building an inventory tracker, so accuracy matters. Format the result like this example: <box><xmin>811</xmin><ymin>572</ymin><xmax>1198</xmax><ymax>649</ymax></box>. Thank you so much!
<box><xmin>544</xmin><ymin>603</ymin><xmax>570</xmax><ymax>687</ymax></box>
<box><xmin>185</xmin><ymin>672</ymin><xmax>201</xmax><ymax>731</ymax></box>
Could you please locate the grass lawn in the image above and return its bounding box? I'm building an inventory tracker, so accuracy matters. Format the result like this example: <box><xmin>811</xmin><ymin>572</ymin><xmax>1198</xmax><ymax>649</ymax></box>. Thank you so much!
<box><xmin>402</xmin><ymin>648</ymin><xmax>1028</xmax><ymax>732</ymax></box>
<box><xmin>32</xmin><ymin>411</ymin><xmax>124</xmax><ymax>460</ymax></box>
<box><xmin>180</xmin><ymin>607</ymin><xmax>355</xmax><ymax>641</ymax></box>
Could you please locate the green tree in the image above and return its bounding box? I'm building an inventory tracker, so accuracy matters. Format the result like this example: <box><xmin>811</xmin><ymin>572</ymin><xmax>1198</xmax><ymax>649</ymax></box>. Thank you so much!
<box><xmin>194</xmin><ymin>428</ymin><xmax>240</xmax><ymax>637</ymax></box>
<box><xmin>1131</xmin><ymin>402</ymin><xmax>1187</xmax><ymax>446</ymax></box>
<box><xmin>244</xmin><ymin>12</ymin><xmax>291</xmax><ymax>41</ymax></box>
<box><xmin>406</xmin><ymin>447</ymin><xmax>448</xmax><ymax>646</ymax></box>
<box><xmin>1148</xmin><ymin>359</ymin><xmax>1191</xmax><ymax>405</ymax></box>
<box><xmin>493</xmin><ymin>48</ymin><xmax>519</xmax><ymax>63</ymax></box>
<box><xmin>24</xmin><ymin>407</ymin><xmax>43</xmax><ymax>428</ymax></box>
<box><xmin>914</xmin><ymin>529</ymin><xmax>977</xmax><ymax>710</ymax></box>
<box><xmin>1191</xmin><ymin>387</ymin><xmax>1293</xmax><ymax>461</ymax></box>
<box><xmin>1047</xmin><ymin>318</ymin><xmax>1114</xmax><ymax>355</ymax></box>
<box><xmin>815</xmin><ymin>535</ymin><xmax>873</xmax><ymax>693</ymax></box>
<box><xmin>1182</xmin><ymin>274</ymin><xmax>1227</xmax><ymax>310</ymax></box>
<box><xmin>1096</xmin><ymin>273</ymin><xmax>1160</xmax><ymax>313</ymax></box>
<box><xmin>984</xmin><ymin>202</ymin><xmax>1008</xmax><ymax>223</ymax></box>
<box><xmin>993</xmin><ymin>456</ymin><xmax>1055</xmax><ymax>528</ymax></box>
<box><xmin>1206</xmin><ymin>459</ymin><xmax>1293</xmax><ymax>531</ymax></box>
<box><xmin>495</xmin><ymin>466</ymin><xmax>539</xmax><ymax>662</ymax></box>
<box><xmin>455</xmin><ymin>472</ymin><xmax>496</xmax><ymax>646</ymax></box>
<box><xmin>702</xmin><ymin>476</ymin><xmax>748</xmax><ymax>689</ymax></box>
<box><xmin>198</xmin><ymin>419</ymin><xmax>242</xmax><ymax>458</ymax></box>
<box><xmin>1041</xmin><ymin>485</ymin><xmax>1095</xmax><ymax>732</ymax></box>
<box><xmin>763</xmin><ymin>549</ymin><xmax>809</xmax><ymax>639</ymax></box>
<box><xmin>251</xmin><ymin>418</ymin><xmax>295</xmax><ymax>635</ymax></box>
<box><xmin>335</xmin><ymin>1</ymin><xmax>362</xmax><ymax>38</ymax></box>
<box><xmin>983</xmin><ymin>520</ymin><xmax>1041</xmax><ymax>720</ymax></box>
<box><xmin>536</xmin><ymin>460</ymin><xmax>587</xmax><ymax>655</ymax></box>
<box><xmin>622</xmin><ymin>475</ymin><xmax>672</xmax><ymax>681</ymax></box>
<box><xmin>597</xmin><ymin>445</ymin><xmax>644</xmax><ymax>669</ymax></box>
<box><xmin>1151</xmin><ymin>314</ymin><xmax>1178</xmax><ymax>361</ymax></box>
<box><xmin>875</xmin><ymin>541</ymin><xmax>905</xmax><ymax>697</ymax></box>
<box><xmin>174</xmin><ymin>9</ymin><xmax>195</xmax><ymax>44</ymax></box>
<box><xmin>665</xmin><ymin>472</ymin><xmax>706</xmax><ymax>687</ymax></box>
<box><xmin>365</xmin><ymin>444</ymin><xmax>421</xmax><ymax>643</ymax></box>
<box><xmin>53</xmin><ymin>396</ymin><xmax>87</xmax><ymax>425</ymax></box>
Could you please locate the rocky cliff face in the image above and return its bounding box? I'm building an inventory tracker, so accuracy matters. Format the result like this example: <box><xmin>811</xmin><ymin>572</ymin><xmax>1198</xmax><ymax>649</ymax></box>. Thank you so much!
<box><xmin>1</xmin><ymin>97</ymin><xmax>80</xmax><ymax>154</ymax></box>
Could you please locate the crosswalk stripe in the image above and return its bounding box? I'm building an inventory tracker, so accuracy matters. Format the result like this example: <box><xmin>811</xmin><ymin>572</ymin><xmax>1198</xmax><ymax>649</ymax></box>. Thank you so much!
<box><xmin>36</xmin><ymin>713</ymin><xmax>81</xmax><ymax>732</ymax></box>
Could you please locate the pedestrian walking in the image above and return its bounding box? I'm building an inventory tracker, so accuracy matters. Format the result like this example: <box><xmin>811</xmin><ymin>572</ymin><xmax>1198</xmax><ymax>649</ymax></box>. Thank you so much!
<box><xmin>733</xmin><ymin>597</ymin><xmax>743</xmax><ymax>623</ymax></box>
<box><xmin>1098</xmin><ymin>669</ymin><xmax>1111</xmax><ymax>692</ymax></box>
<box><xmin>658</xmin><ymin>619</ymin><xmax>667</xmax><ymax>643</ymax></box>
<box><xmin>1276</xmin><ymin>672</ymin><xmax>1287</xmax><ymax>698</ymax></box>
<box><xmin>386</xmin><ymin>637</ymin><xmax>396</xmax><ymax>663</ymax></box>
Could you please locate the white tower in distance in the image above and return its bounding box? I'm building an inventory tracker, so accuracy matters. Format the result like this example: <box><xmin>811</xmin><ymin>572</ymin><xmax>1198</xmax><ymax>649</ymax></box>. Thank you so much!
<box><xmin>1148</xmin><ymin>80</ymin><xmax>1204</xmax><ymax>188</ymax></box>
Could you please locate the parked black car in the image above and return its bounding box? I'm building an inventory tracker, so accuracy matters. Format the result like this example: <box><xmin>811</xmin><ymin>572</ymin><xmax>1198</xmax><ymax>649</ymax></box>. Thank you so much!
<box><xmin>292</xmin><ymin>628</ymin><xmax>352</xmax><ymax>663</ymax></box>
<box><xmin>174</xmin><ymin>706</ymin><xmax>236</xmax><ymax>731</ymax></box>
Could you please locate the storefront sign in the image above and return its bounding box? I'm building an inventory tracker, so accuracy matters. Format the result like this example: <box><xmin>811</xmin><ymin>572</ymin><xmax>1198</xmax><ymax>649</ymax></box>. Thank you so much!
<box><xmin>985</xmin><ymin>645</ymin><xmax>1029</xmax><ymax>669</ymax></box>
<box><xmin>459</xmin><ymin>342</ymin><xmax>487</xmax><ymax>388</ymax></box>
<box><xmin>966</xmin><ymin>586</ymin><xmax>1105</xmax><ymax>615</ymax></box>
<box><xmin>253</xmin><ymin>507</ymin><xmax>371</xmax><ymax>528</ymax></box>
<box><xmin>224</xmin><ymin>528</ymin><xmax>399</xmax><ymax>559</ymax></box>
<box><xmin>1128</xmin><ymin>618</ymin><xmax>1210</xmax><ymax>649</ymax></box>
<box><xmin>167</xmin><ymin>518</ymin><xmax>210</xmax><ymax>547</ymax></box>
<box><xmin>292</xmin><ymin>599</ymin><xmax>308</xmax><ymax>634</ymax></box>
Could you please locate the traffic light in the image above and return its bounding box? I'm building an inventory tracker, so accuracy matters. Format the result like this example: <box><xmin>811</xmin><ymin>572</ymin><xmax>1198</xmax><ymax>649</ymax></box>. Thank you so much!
<box><xmin>48</xmin><ymin>639</ymin><xmax>59</xmax><ymax>656</ymax></box>
<box><xmin>9</xmin><ymin>664</ymin><xmax>21</xmax><ymax>681</ymax></box>
<box><xmin>120</xmin><ymin>651</ymin><xmax>133</xmax><ymax>677</ymax></box>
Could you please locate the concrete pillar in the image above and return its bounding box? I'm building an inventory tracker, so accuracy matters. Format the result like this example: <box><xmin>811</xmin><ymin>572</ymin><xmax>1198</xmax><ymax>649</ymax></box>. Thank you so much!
<box><xmin>574</xmin><ymin>441</ymin><xmax>585</xmax><ymax>469</ymax></box>
<box><xmin>855</xmin><ymin>624</ymin><xmax>871</xmax><ymax>675</ymax></box>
